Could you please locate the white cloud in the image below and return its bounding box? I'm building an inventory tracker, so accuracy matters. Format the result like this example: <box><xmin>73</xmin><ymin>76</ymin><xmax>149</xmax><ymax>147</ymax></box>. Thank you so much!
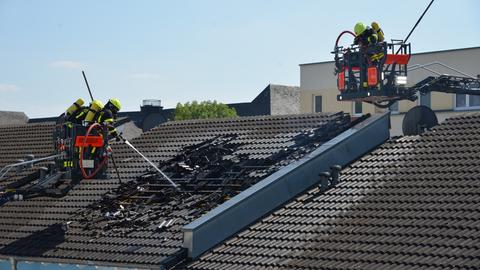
<box><xmin>130</xmin><ymin>73</ymin><xmax>161</xmax><ymax>79</ymax></box>
<box><xmin>0</xmin><ymin>84</ymin><xmax>18</xmax><ymax>92</ymax></box>
<box><xmin>49</xmin><ymin>60</ymin><xmax>85</xmax><ymax>70</ymax></box>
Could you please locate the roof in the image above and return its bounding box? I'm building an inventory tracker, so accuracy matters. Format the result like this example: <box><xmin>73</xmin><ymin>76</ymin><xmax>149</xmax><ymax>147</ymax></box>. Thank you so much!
<box><xmin>186</xmin><ymin>112</ymin><xmax>480</xmax><ymax>270</ymax></box>
<box><xmin>300</xmin><ymin>46</ymin><xmax>480</xmax><ymax>66</ymax></box>
<box><xmin>0</xmin><ymin>123</ymin><xmax>54</xmax><ymax>187</ymax></box>
<box><xmin>0</xmin><ymin>112</ymin><xmax>355</xmax><ymax>269</ymax></box>
<box><xmin>0</xmin><ymin>111</ymin><xmax>28</xmax><ymax>126</ymax></box>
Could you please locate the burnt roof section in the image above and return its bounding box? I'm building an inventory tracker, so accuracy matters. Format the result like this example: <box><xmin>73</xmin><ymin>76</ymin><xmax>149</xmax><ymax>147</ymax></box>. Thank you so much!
<box><xmin>187</xmin><ymin>112</ymin><xmax>480</xmax><ymax>270</ymax></box>
<box><xmin>0</xmin><ymin>112</ymin><xmax>355</xmax><ymax>269</ymax></box>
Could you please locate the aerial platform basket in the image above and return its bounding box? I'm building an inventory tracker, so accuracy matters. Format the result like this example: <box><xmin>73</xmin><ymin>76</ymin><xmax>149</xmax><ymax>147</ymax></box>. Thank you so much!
<box><xmin>334</xmin><ymin>39</ymin><xmax>413</xmax><ymax>107</ymax></box>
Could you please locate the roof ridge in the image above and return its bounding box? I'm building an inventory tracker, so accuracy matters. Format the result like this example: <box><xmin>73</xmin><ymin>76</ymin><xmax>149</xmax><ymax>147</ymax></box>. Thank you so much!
<box><xmin>157</xmin><ymin>112</ymin><xmax>343</xmax><ymax>126</ymax></box>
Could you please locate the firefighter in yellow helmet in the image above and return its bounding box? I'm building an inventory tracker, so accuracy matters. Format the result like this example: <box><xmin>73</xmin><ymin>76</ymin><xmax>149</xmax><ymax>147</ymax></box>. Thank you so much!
<box><xmin>96</xmin><ymin>98</ymin><xmax>122</xmax><ymax>141</ymax></box>
<box><xmin>354</xmin><ymin>22</ymin><xmax>378</xmax><ymax>46</ymax></box>
<box><xmin>353</xmin><ymin>22</ymin><xmax>385</xmax><ymax>62</ymax></box>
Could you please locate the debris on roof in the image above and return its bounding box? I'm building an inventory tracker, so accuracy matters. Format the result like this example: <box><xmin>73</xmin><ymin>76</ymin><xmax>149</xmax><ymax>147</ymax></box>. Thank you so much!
<box><xmin>75</xmin><ymin>114</ymin><xmax>352</xmax><ymax>237</ymax></box>
<box><xmin>0</xmin><ymin>112</ymin><xmax>356</xmax><ymax>269</ymax></box>
<box><xmin>186</xmin><ymin>112</ymin><xmax>480</xmax><ymax>270</ymax></box>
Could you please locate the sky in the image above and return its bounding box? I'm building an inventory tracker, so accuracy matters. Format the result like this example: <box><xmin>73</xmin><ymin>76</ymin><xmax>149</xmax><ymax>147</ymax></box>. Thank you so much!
<box><xmin>0</xmin><ymin>0</ymin><xmax>478</xmax><ymax>118</ymax></box>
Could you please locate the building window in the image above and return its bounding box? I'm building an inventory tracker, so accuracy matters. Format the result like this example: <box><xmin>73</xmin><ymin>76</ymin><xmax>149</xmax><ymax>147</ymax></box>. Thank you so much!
<box><xmin>353</xmin><ymin>101</ymin><xmax>362</xmax><ymax>115</ymax></box>
<box><xmin>455</xmin><ymin>93</ymin><xmax>480</xmax><ymax>110</ymax></box>
<box><xmin>419</xmin><ymin>92</ymin><xmax>431</xmax><ymax>107</ymax></box>
<box><xmin>455</xmin><ymin>75</ymin><xmax>480</xmax><ymax>110</ymax></box>
<box><xmin>314</xmin><ymin>95</ymin><xmax>322</xmax><ymax>112</ymax></box>
<box><xmin>472</xmin><ymin>95</ymin><xmax>480</xmax><ymax>107</ymax></box>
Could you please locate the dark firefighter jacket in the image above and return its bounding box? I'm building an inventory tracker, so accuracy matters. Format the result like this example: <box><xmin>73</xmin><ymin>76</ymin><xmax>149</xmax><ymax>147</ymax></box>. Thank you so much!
<box><xmin>95</xmin><ymin>109</ymin><xmax>118</xmax><ymax>138</ymax></box>
<box><xmin>354</xmin><ymin>28</ymin><xmax>378</xmax><ymax>46</ymax></box>
<box><xmin>66</xmin><ymin>107</ymin><xmax>118</xmax><ymax>139</ymax></box>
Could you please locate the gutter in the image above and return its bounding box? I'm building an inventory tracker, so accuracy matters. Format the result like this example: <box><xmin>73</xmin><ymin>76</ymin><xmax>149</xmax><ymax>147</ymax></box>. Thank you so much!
<box><xmin>0</xmin><ymin>255</ymin><xmax>154</xmax><ymax>270</ymax></box>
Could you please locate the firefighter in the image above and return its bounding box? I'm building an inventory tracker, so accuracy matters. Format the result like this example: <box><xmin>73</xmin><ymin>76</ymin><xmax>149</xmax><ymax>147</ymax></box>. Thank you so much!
<box><xmin>63</xmin><ymin>98</ymin><xmax>121</xmax><ymax>139</ymax></box>
<box><xmin>352</xmin><ymin>22</ymin><xmax>386</xmax><ymax>89</ymax></box>
<box><xmin>371</xmin><ymin>22</ymin><xmax>385</xmax><ymax>42</ymax></box>
<box><xmin>58</xmin><ymin>99</ymin><xmax>103</xmax><ymax>143</ymax></box>
<box><xmin>354</xmin><ymin>22</ymin><xmax>378</xmax><ymax>46</ymax></box>
<box><xmin>57</xmin><ymin>98</ymin><xmax>83</xmax><ymax>125</ymax></box>
<box><xmin>354</xmin><ymin>22</ymin><xmax>385</xmax><ymax>62</ymax></box>
<box><xmin>65</xmin><ymin>98</ymin><xmax>85</xmax><ymax>119</ymax></box>
<box><xmin>96</xmin><ymin>98</ymin><xmax>122</xmax><ymax>141</ymax></box>
<box><xmin>63</xmin><ymin>99</ymin><xmax>104</xmax><ymax>125</ymax></box>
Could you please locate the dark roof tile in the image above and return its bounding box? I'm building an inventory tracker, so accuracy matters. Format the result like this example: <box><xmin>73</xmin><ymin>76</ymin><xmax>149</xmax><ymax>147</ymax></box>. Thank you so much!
<box><xmin>0</xmin><ymin>112</ymin><xmax>353</xmax><ymax>268</ymax></box>
<box><xmin>187</xmin><ymin>112</ymin><xmax>480</xmax><ymax>270</ymax></box>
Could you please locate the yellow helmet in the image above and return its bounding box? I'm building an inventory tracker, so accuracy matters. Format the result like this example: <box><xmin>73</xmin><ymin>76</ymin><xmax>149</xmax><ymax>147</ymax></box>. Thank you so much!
<box><xmin>107</xmin><ymin>98</ymin><xmax>122</xmax><ymax>112</ymax></box>
<box><xmin>354</xmin><ymin>22</ymin><xmax>366</xmax><ymax>36</ymax></box>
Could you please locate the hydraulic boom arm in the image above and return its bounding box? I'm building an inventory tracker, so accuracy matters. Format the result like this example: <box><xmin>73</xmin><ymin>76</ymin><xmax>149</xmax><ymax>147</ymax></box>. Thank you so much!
<box><xmin>411</xmin><ymin>75</ymin><xmax>480</xmax><ymax>96</ymax></box>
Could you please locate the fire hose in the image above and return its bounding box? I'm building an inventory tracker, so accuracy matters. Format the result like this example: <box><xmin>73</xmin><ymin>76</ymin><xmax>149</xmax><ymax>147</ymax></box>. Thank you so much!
<box><xmin>334</xmin><ymin>30</ymin><xmax>356</xmax><ymax>50</ymax></box>
<box><xmin>333</xmin><ymin>30</ymin><xmax>356</xmax><ymax>74</ymax></box>
<box><xmin>79</xmin><ymin>123</ymin><xmax>109</xmax><ymax>179</ymax></box>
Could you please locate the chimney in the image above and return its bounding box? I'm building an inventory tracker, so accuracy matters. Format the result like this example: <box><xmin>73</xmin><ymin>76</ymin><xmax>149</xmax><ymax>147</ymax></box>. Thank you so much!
<box><xmin>141</xmin><ymin>99</ymin><xmax>163</xmax><ymax>115</ymax></box>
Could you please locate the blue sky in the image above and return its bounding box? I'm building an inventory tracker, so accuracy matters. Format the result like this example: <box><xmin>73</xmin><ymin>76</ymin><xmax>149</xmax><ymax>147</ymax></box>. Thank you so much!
<box><xmin>0</xmin><ymin>0</ymin><xmax>479</xmax><ymax>118</ymax></box>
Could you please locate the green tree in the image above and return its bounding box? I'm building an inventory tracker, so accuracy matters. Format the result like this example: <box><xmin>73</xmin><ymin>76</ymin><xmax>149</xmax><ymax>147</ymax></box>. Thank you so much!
<box><xmin>174</xmin><ymin>100</ymin><xmax>237</xmax><ymax>121</ymax></box>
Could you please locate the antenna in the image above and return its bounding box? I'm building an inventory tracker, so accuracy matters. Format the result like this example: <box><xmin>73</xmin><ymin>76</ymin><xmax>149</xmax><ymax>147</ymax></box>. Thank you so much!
<box><xmin>82</xmin><ymin>70</ymin><xmax>94</xmax><ymax>101</ymax></box>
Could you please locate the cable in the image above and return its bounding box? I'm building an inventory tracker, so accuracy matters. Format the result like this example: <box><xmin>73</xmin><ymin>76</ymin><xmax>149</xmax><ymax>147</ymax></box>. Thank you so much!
<box><xmin>396</xmin><ymin>0</ymin><xmax>435</xmax><ymax>53</ymax></box>
<box><xmin>382</xmin><ymin>0</ymin><xmax>435</xmax><ymax>73</ymax></box>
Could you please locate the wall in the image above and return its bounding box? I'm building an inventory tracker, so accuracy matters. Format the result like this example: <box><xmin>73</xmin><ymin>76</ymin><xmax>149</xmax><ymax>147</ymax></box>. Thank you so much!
<box><xmin>299</xmin><ymin>62</ymin><xmax>350</xmax><ymax>113</ymax></box>
<box><xmin>269</xmin><ymin>85</ymin><xmax>300</xmax><ymax>115</ymax></box>
<box><xmin>299</xmin><ymin>61</ymin><xmax>376</xmax><ymax>115</ymax></box>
